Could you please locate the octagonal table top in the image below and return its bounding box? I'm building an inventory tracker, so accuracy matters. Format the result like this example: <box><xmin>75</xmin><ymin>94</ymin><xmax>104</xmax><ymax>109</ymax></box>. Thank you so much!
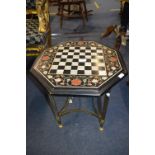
<box><xmin>31</xmin><ymin>41</ymin><xmax>127</xmax><ymax>96</ymax></box>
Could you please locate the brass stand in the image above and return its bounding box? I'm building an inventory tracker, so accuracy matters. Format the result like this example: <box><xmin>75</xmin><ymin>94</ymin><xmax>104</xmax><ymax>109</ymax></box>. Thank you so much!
<box><xmin>48</xmin><ymin>92</ymin><xmax>110</xmax><ymax>132</ymax></box>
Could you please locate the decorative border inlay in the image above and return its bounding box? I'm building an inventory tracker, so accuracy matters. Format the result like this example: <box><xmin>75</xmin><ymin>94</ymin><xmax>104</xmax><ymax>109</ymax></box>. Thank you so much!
<box><xmin>34</xmin><ymin>41</ymin><xmax>122</xmax><ymax>88</ymax></box>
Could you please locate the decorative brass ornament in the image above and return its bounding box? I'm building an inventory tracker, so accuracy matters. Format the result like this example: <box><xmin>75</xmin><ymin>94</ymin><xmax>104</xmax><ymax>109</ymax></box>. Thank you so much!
<box><xmin>36</xmin><ymin>0</ymin><xmax>49</xmax><ymax>33</ymax></box>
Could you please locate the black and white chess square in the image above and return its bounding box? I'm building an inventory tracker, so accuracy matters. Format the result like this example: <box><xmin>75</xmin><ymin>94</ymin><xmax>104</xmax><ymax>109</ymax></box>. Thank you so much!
<box><xmin>49</xmin><ymin>46</ymin><xmax>107</xmax><ymax>76</ymax></box>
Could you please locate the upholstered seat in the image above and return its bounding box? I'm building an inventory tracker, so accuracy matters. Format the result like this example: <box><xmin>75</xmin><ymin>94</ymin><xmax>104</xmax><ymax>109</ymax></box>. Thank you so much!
<box><xmin>26</xmin><ymin>0</ymin><xmax>51</xmax><ymax>56</ymax></box>
<box><xmin>26</xmin><ymin>19</ymin><xmax>48</xmax><ymax>48</ymax></box>
<box><xmin>26</xmin><ymin>0</ymin><xmax>36</xmax><ymax>10</ymax></box>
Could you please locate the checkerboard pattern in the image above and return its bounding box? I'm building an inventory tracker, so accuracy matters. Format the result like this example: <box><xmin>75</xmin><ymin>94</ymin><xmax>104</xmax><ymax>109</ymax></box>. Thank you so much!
<box><xmin>50</xmin><ymin>46</ymin><xmax>107</xmax><ymax>76</ymax></box>
<box><xmin>26</xmin><ymin>0</ymin><xmax>36</xmax><ymax>10</ymax></box>
<box><xmin>26</xmin><ymin>19</ymin><xmax>46</xmax><ymax>47</ymax></box>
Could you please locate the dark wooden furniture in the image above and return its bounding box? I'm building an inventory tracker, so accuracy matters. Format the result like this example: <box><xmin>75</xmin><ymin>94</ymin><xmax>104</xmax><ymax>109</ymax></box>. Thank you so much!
<box><xmin>57</xmin><ymin>0</ymin><xmax>88</xmax><ymax>28</ymax></box>
<box><xmin>49</xmin><ymin>0</ymin><xmax>59</xmax><ymax>6</ymax></box>
<box><xmin>101</xmin><ymin>25</ymin><xmax>127</xmax><ymax>51</ymax></box>
<box><xmin>120</xmin><ymin>0</ymin><xmax>128</xmax><ymax>15</ymax></box>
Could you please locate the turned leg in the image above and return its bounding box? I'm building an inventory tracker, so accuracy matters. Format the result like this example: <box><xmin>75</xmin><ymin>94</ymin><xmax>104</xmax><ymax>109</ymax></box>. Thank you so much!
<box><xmin>60</xmin><ymin>4</ymin><xmax>64</xmax><ymax>29</ymax></box>
<box><xmin>114</xmin><ymin>35</ymin><xmax>121</xmax><ymax>51</ymax></box>
<box><xmin>101</xmin><ymin>25</ymin><xmax>116</xmax><ymax>38</ymax></box>
<box><xmin>78</xmin><ymin>3</ymin><xmax>85</xmax><ymax>26</ymax></box>
<box><xmin>83</xmin><ymin>1</ymin><xmax>88</xmax><ymax>21</ymax></box>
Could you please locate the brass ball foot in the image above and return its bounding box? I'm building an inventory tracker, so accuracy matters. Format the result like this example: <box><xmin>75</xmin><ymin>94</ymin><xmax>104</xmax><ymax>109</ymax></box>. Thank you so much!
<box><xmin>58</xmin><ymin>124</ymin><xmax>64</xmax><ymax>128</ymax></box>
<box><xmin>99</xmin><ymin>127</ymin><xmax>104</xmax><ymax>132</ymax></box>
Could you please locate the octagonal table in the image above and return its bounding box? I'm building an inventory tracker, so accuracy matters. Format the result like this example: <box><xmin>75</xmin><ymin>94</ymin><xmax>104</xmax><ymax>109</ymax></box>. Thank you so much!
<box><xmin>31</xmin><ymin>41</ymin><xmax>127</xmax><ymax>131</ymax></box>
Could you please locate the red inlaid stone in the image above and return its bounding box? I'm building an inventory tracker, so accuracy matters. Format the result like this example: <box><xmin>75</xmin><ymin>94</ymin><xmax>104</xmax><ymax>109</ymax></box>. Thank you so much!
<box><xmin>110</xmin><ymin>56</ymin><xmax>117</xmax><ymax>62</ymax></box>
<box><xmin>42</xmin><ymin>55</ymin><xmax>49</xmax><ymax>61</ymax></box>
<box><xmin>71</xmin><ymin>79</ymin><xmax>82</xmax><ymax>86</ymax></box>
<box><xmin>78</xmin><ymin>41</ymin><xmax>84</xmax><ymax>46</ymax></box>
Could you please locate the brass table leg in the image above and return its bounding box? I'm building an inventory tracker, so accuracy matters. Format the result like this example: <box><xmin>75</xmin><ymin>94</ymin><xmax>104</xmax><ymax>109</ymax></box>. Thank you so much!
<box><xmin>48</xmin><ymin>93</ymin><xmax>110</xmax><ymax>131</ymax></box>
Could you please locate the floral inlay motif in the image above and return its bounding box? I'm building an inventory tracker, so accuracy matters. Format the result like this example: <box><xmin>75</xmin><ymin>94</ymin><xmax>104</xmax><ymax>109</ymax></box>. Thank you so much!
<box><xmin>34</xmin><ymin>41</ymin><xmax>123</xmax><ymax>88</ymax></box>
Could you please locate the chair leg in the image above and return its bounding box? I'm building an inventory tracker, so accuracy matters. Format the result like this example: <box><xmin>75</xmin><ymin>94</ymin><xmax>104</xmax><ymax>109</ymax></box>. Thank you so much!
<box><xmin>79</xmin><ymin>3</ymin><xmax>85</xmax><ymax>26</ymax></box>
<box><xmin>57</xmin><ymin>4</ymin><xmax>61</xmax><ymax>15</ymax></box>
<box><xmin>60</xmin><ymin>4</ymin><xmax>64</xmax><ymax>29</ymax></box>
<box><xmin>101</xmin><ymin>25</ymin><xmax>116</xmax><ymax>38</ymax></box>
<box><xmin>83</xmin><ymin>1</ymin><xmax>88</xmax><ymax>21</ymax></box>
<box><xmin>114</xmin><ymin>36</ymin><xmax>121</xmax><ymax>51</ymax></box>
<box><xmin>68</xmin><ymin>4</ymin><xmax>71</xmax><ymax>16</ymax></box>
<box><xmin>47</xmin><ymin>28</ymin><xmax>52</xmax><ymax>47</ymax></box>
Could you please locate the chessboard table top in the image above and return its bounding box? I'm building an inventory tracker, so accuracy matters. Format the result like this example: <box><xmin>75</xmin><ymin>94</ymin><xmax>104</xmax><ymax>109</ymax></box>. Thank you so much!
<box><xmin>31</xmin><ymin>41</ymin><xmax>127</xmax><ymax>96</ymax></box>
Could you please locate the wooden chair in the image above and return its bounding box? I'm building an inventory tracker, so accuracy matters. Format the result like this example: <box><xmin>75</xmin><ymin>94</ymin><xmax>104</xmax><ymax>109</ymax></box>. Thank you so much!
<box><xmin>101</xmin><ymin>25</ymin><xmax>123</xmax><ymax>51</ymax></box>
<box><xmin>120</xmin><ymin>0</ymin><xmax>128</xmax><ymax>15</ymax></box>
<box><xmin>49</xmin><ymin>0</ymin><xmax>59</xmax><ymax>6</ymax></box>
<box><xmin>57</xmin><ymin>0</ymin><xmax>88</xmax><ymax>28</ymax></box>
